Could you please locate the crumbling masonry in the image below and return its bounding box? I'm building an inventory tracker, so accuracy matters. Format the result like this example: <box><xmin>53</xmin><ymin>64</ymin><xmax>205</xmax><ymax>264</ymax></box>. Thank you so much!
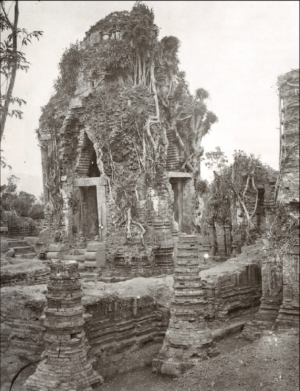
<box><xmin>25</xmin><ymin>260</ymin><xmax>103</xmax><ymax>391</ymax></box>
<box><xmin>243</xmin><ymin>68</ymin><xmax>299</xmax><ymax>339</ymax></box>
<box><xmin>153</xmin><ymin>234</ymin><xmax>218</xmax><ymax>376</ymax></box>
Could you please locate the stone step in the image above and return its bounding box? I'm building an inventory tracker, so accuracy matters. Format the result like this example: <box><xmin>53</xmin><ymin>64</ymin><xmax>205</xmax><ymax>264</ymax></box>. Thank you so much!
<box><xmin>63</xmin><ymin>254</ymin><xmax>86</xmax><ymax>262</ymax></box>
<box><xmin>15</xmin><ymin>253</ymin><xmax>37</xmax><ymax>259</ymax></box>
<box><xmin>77</xmin><ymin>249</ymin><xmax>86</xmax><ymax>255</ymax></box>
<box><xmin>6</xmin><ymin>240</ymin><xmax>27</xmax><ymax>247</ymax></box>
<box><xmin>81</xmin><ymin>276</ymin><xmax>98</xmax><ymax>282</ymax></box>
<box><xmin>11</xmin><ymin>246</ymin><xmax>34</xmax><ymax>254</ymax></box>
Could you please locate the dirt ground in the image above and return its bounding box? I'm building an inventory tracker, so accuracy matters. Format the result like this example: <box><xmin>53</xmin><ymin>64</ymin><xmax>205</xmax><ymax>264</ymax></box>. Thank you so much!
<box><xmin>8</xmin><ymin>329</ymin><xmax>298</xmax><ymax>391</ymax></box>
<box><xmin>99</xmin><ymin>330</ymin><xmax>299</xmax><ymax>391</ymax></box>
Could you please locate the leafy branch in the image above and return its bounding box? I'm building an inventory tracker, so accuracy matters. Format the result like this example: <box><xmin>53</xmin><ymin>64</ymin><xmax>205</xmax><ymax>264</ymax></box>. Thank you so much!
<box><xmin>0</xmin><ymin>0</ymin><xmax>43</xmax><ymax>140</ymax></box>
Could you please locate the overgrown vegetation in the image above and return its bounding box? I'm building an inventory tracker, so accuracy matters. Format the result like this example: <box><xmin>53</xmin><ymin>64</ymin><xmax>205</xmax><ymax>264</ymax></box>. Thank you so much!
<box><xmin>0</xmin><ymin>175</ymin><xmax>44</xmax><ymax>219</ymax></box>
<box><xmin>0</xmin><ymin>0</ymin><xmax>43</xmax><ymax>140</ymax></box>
<box><xmin>201</xmin><ymin>148</ymin><xmax>277</xmax><ymax>245</ymax></box>
<box><xmin>39</xmin><ymin>2</ymin><xmax>218</xmax><ymax>237</ymax></box>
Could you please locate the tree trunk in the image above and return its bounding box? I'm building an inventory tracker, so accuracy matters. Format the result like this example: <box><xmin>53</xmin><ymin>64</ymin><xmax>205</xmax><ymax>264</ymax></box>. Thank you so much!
<box><xmin>138</xmin><ymin>53</ymin><xmax>142</xmax><ymax>84</ymax></box>
<box><xmin>0</xmin><ymin>1</ymin><xmax>19</xmax><ymax>141</ymax></box>
<box><xmin>133</xmin><ymin>53</ymin><xmax>137</xmax><ymax>86</ymax></box>
<box><xmin>126</xmin><ymin>207</ymin><xmax>132</xmax><ymax>239</ymax></box>
<box><xmin>142</xmin><ymin>58</ymin><xmax>146</xmax><ymax>85</ymax></box>
<box><xmin>150</xmin><ymin>62</ymin><xmax>159</xmax><ymax>119</ymax></box>
<box><xmin>236</xmin><ymin>192</ymin><xmax>255</xmax><ymax>229</ymax></box>
<box><xmin>209</xmin><ymin>220</ymin><xmax>218</xmax><ymax>256</ymax></box>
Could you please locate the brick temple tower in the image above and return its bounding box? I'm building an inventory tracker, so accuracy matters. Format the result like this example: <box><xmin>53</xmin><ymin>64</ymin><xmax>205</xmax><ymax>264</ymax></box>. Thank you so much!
<box><xmin>25</xmin><ymin>260</ymin><xmax>103</xmax><ymax>391</ymax></box>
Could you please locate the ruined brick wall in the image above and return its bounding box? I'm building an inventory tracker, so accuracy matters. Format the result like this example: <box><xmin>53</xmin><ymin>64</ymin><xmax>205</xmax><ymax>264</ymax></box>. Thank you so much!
<box><xmin>201</xmin><ymin>262</ymin><xmax>262</xmax><ymax>321</ymax></box>
<box><xmin>277</xmin><ymin>70</ymin><xmax>299</xmax><ymax>202</ymax></box>
<box><xmin>83</xmin><ymin>295</ymin><xmax>169</xmax><ymax>377</ymax></box>
<box><xmin>275</xmin><ymin>69</ymin><xmax>299</xmax><ymax>329</ymax></box>
<box><xmin>0</xmin><ymin>283</ymin><xmax>170</xmax><ymax>386</ymax></box>
<box><xmin>1</xmin><ymin>254</ymin><xmax>263</xmax><ymax>386</ymax></box>
<box><xmin>243</xmin><ymin>69</ymin><xmax>299</xmax><ymax>338</ymax></box>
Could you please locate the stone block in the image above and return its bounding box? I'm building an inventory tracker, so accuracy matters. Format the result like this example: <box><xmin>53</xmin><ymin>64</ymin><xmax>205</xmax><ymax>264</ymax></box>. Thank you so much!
<box><xmin>1</xmin><ymin>238</ymin><xmax>9</xmax><ymax>253</ymax></box>
<box><xmin>90</xmin><ymin>31</ymin><xmax>101</xmax><ymax>45</ymax></box>
<box><xmin>84</xmin><ymin>260</ymin><xmax>97</xmax><ymax>268</ymax></box>
<box><xmin>46</xmin><ymin>251</ymin><xmax>64</xmax><ymax>260</ymax></box>
<box><xmin>161</xmin><ymin>360</ymin><xmax>184</xmax><ymax>376</ymax></box>
<box><xmin>87</xmin><ymin>242</ymin><xmax>106</xmax><ymax>252</ymax></box>
<box><xmin>167</xmin><ymin>347</ymin><xmax>183</xmax><ymax>359</ymax></box>
<box><xmin>24</xmin><ymin>237</ymin><xmax>39</xmax><ymax>246</ymax></box>
<box><xmin>39</xmin><ymin>133</ymin><xmax>52</xmax><ymax>141</ymax></box>
<box><xmin>84</xmin><ymin>252</ymin><xmax>96</xmax><ymax>261</ymax></box>
<box><xmin>85</xmin><ymin>242</ymin><xmax>106</xmax><ymax>268</ymax></box>
<box><xmin>48</xmin><ymin>243</ymin><xmax>70</xmax><ymax>252</ymax></box>
<box><xmin>97</xmin><ymin>248</ymin><xmax>106</xmax><ymax>268</ymax></box>
<box><xmin>70</xmin><ymin>96</ymin><xmax>83</xmax><ymax>108</ymax></box>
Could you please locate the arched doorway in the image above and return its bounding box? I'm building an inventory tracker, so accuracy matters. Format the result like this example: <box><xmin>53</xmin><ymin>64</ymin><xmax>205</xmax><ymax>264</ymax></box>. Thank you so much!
<box><xmin>75</xmin><ymin>133</ymin><xmax>105</xmax><ymax>240</ymax></box>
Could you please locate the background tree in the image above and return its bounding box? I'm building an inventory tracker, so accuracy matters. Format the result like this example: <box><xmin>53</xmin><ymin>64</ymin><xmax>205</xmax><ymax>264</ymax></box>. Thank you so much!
<box><xmin>0</xmin><ymin>174</ymin><xmax>19</xmax><ymax>210</ymax></box>
<box><xmin>0</xmin><ymin>0</ymin><xmax>43</xmax><ymax>140</ymax></box>
<box><xmin>0</xmin><ymin>175</ymin><xmax>44</xmax><ymax>219</ymax></box>
<box><xmin>202</xmin><ymin>148</ymin><xmax>275</xmax><ymax>247</ymax></box>
<box><xmin>0</xmin><ymin>149</ymin><xmax>12</xmax><ymax>169</ymax></box>
<box><xmin>28</xmin><ymin>203</ymin><xmax>44</xmax><ymax>220</ymax></box>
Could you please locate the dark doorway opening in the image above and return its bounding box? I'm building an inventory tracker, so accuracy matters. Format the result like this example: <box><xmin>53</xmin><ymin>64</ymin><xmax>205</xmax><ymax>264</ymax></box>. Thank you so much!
<box><xmin>170</xmin><ymin>178</ymin><xmax>183</xmax><ymax>232</ymax></box>
<box><xmin>88</xmin><ymin>150</ymin><xmax>100</xmax><ymax>177</ymax></box>
<box><xmin>81</xmin><ymin>186</ymin><xmax>99</xmax><ymax>238</ymax></box>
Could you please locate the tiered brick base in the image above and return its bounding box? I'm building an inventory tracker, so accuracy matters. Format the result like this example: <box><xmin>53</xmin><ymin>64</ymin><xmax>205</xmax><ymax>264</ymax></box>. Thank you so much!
<box><xmin>25</xmin><ymin>260</ymin><xmax>102</xmax><ymax>391</ymax></box>
<box><xmin>276</xmin><ymin>249</ymin><xmax>299</xmax><ymax>330</ymax></box>
<box><xmin>153</xmin><ymin>246</ymin><xmax>174</xmax><ymax>274</ymax></box>
<box><xmin>131</xmin><ymin>255</ymin><xmax>152</xmax><ymax>276</ymax></box>
<box><xmin>153</xmin><ymin>234</ymin><xmax>218</xmax><ymax>376</ymax></box>
<box><xmin>153</xmin><ymin>220</ymin><xmax>174</xmax><ymax>274</ymax></box>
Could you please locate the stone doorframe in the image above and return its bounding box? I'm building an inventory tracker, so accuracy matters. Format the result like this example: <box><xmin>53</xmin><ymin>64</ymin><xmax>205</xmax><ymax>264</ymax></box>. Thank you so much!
<box><xmin>74</xmin><ymin>176</ymin><xmax>107</xmax><ymax>241</ymax></box>
<box><xmin>167</xmin><ymin>171</ymin><xmax>193</xmax><ymax>233</ymax></box>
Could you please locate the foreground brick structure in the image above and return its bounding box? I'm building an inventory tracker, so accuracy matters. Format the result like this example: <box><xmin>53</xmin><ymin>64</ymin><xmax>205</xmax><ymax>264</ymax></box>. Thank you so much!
<box><xmin>25</xmin><ymin>260</ymin><xmax>102</xmax><ymax>391</ymax></box>
<box><xmin>153</xmin><ymin>234</ymin><xmax>218</xmax><ymax>376</ymax></box>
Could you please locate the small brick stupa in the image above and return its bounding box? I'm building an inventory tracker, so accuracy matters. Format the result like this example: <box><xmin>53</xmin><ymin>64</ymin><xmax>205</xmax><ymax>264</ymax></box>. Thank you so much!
<box><xmin>153</xmin><ymin>233</ymin><xmax>218</xmax><ymax>376</ymax></box>
<box><xmin>25</xmin><ymin>260</ymin><xmax>102</xmax><ymax>391</ymax></box>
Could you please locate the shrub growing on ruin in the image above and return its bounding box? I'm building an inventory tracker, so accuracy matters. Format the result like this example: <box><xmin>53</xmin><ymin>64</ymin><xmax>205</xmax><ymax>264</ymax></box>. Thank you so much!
<box><xmin>202</xmin><ymin>148</ymin><xmax>277</xmax><ymax>244</ymax></box>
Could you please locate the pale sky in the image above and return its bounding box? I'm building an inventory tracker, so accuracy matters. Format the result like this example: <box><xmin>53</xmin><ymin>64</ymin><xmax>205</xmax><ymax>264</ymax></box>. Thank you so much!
<box><xmin>1</xmin><ymin>1</ymin><xmax>299</xmax><ymax>197</ymax></box>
